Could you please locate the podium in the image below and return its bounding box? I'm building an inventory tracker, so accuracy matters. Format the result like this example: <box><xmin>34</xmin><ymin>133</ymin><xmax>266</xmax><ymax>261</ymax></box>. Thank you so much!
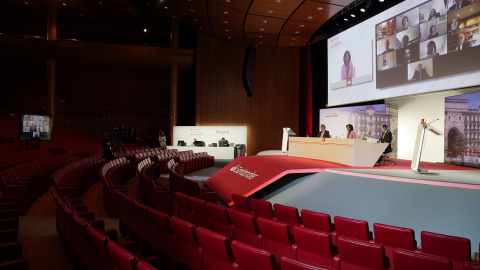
<box><xmin>282</xmin><ymin>128</ymin><xmax>296</xmax><ymax>153</ymax></box>
<box><xmin>411</xmin><ymin>122</ymin><xmax>443</xmax><ymax>174</ymax></box>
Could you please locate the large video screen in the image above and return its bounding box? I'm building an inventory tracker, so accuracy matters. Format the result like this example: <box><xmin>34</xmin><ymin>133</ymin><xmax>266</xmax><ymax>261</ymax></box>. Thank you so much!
<box><xmin>327</xmin><ymin>0</ymin><xmax>480</xmax><ymax>106</ymax></box>
<box><xmin>19</xmin><ymin>114</ymin><xmax>52</xmax><ymax>141</ymax></box>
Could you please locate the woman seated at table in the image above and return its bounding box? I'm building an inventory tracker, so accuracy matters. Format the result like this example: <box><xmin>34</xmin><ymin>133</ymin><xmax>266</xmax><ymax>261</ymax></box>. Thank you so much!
<box><xmin>346</xmin><ymin>124</ymin><xmax>356</xmax><ymax>139</ymax></box>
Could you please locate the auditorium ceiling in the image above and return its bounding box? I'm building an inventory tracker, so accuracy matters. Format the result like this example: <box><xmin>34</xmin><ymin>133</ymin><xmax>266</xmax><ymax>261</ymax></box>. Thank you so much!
<box><xmin>0</xmin><ymin>0</ymin><xmax>400</xmax><ymax>47</ymax></box>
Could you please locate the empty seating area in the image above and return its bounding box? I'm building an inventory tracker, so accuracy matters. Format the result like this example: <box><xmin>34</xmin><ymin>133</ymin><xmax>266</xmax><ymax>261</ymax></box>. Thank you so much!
<box><xmin>0</xmin><ymin>196</ymin><xmax>29</xmax><ymax>269</ymax></box>
<box><xmin>168</xmin><ymin>160</ymin><xmax>217</xmax><ymax>203</ymax></box>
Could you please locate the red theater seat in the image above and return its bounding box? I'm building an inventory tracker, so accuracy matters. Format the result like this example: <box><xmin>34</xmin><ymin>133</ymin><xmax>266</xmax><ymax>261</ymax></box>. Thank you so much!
<box><xmin>147</xmin><ymin>208</ymin><xmax>175</xmax><ymax>261</ymax></box>
<box><xmin>188</xmin><ymin>196</ymin><xmax>211</xmax><ymax>229</ymax></box>
<box><xmin>229</xmin><ymin>209</ymin><xmax>262</xmax><ymax>247</ymax></box>
<box><xmin>231</xmin><ymin>240</ymin><xmax>276</xmax><ymax>270</ymax></box>
<box><xmin>174</xmin><ymin>192</ymin><xmax>193</xmax><ymax>223</ymax></box>
<box><xmin>273</xmin><ymin>203</ymin><xmax>302</xmax><ymax>229</ymax></box>
<box><xmin>106</xmin><ymin>240</ymin><xmax>138</xmax><ymax>270</ymax></box>
<box><xmin>335</xmin><ymin>236</ymin><xmax>391</xmax><ymax>270</ymax></box>
<box><xmin>86</xmin><ymin>225</ymin><xmax>116</xmax><ymax>270</ymax></box>
<box><xmin>231</xmin><ymin>193</ymin><xmax>253</xmax><ymax>214</ymax></box>
<box><xmin>133</xmin><ymin>201</ymin><xmax>153</xmax><ymax>255</ymax></box>
<box><xmin>393</xmin><ymin>248</ymin><xmax>452</xmax><ymax>270</ymax></box>
<box><xmin>292</xmin><ymin>226</ymin><xmax>336</xmax><ymax>268</ymax></box>
<box><xmin>300</xmin><ymin>209</ymin><xmax>334</xmax><ymax>234</ymax></box>
<box><xmin>418</xmin><ymin>231</ymin><xmax>471</xmax><ymax>270</ymax></box>
<box><xmin>464</xmin><ymin>262</ymin><xmax>480</xmax><ymax>270</ymax></box>
<box><xmin>257</xmin><ymin>217</ymin><xmax>295</xmax><ymax>263</ymax></box>
<box><xmin>371</xmin><ymin>223</ymin><xmax>417</xmax><ymax>264</ymax></box>
<box><xmin>250</xmin><ymin>198</ymin><xmax>275</xmax><ymax>220</ymax></box>
<box><xmin>136</xmin><ymin>261</ymin><xmax>157</xmax><ymax>270</ymax></box>
<box><xmin>280</xmin><ymin>256</ymin><xmax>334</xmax><ymax>270</ymax></box>
<box><xmin>206</xmin><ymin>202</ymin><xmax>234</xmax><ymax>240</ymax></box>
<box><xmin>169</xmin><ymin>217</ymin><xmax>202</xmax><ymax>270</ymax></box>
<box><xmin>196</xmin><ymin>227</ymin><xmax>236</xmax><ymax>270</ymax></box>
<box><xmin>332</xmin><ymin>216</ymin><xmax>372</xmax><ymax>244</ymax></box>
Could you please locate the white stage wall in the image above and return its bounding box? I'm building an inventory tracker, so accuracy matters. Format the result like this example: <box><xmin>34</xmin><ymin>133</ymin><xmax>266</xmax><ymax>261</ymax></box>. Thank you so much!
<box><xmin>386</xmin><ymin>87</ymin><xmax>480</xmax><ymax>163</ymax></box>
<box><xmin>172</xmin><ymin>126</ymin><xmax>247</xmax><ymax>147</ymax></box>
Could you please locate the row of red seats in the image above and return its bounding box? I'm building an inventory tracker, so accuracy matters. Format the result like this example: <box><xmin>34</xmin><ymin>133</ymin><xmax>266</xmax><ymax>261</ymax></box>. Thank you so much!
<box><xmin>114</xmin><ymin>189</ymin><xmax>332</xmax><ymax>270</ymax></box>
<box><xmin>0</xmin><ymin>196</ymin><xmax>29</xmax><ymax>269</ymax></box>
<box><xmin>229</xmin><ymin>193</ymin><xmax>480</xmax><ymax>270</ymax></box>
<box><xmin>51</xmin><ymin>154</ymin><xmax>105</xmax><ymax>199</ymax></box>
<box><xmin>0</xmin><ymin>142</ymin><xmax>26</xmax><ymax>155</ymax></box>
<box><xmin>0</xmin><ymin>149</ymin><xmax>52</xmax><ymax>172</ymax></box>
<box><xmin>168</xmin><ymin>163</ymin><xmax>218</xmax><ymax>203</ymax></box>
<box><xmin>99</xmin><ymin>157</ymin><xmax>136</xmax><ymax>217</ymax></box>
<box><xmin>1</xmin><ymin>153</ymin><xmax>78</xmax><ymax>214</ymax></box>
<box><xmin>178</xmin><ymin>152</ymin><xmax>214</xmax><ymax>174</ymax></box>
<box><xmin>136</xmin><ymin>158</ymin><xmax>174</xmax><ymax>216</ymax></box>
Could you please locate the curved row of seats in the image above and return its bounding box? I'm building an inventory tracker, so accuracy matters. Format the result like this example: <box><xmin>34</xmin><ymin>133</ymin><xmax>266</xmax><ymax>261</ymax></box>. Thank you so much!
<box><xmin>0</xmin><ymin>196</ymin><xmax>29</xmax><ymax>269</ymax></box>
<box><xmin>1</xmin><ymin>153</ymin><xmax>78</xmax><ymax>214</ymax></box>
<box><xmin>51</xmin><ymin>154</ymin><xmax>105</xmax><ymax>199</ymax></box>
<box><xmin>168</xmin><ymin>162</ymin><xmax>217</xmax><ymax>203</ymax></box>
<box><xmin>0</xmin><ymin>149</ymin><xmax>53</xmax><ymax>172</ymax></box>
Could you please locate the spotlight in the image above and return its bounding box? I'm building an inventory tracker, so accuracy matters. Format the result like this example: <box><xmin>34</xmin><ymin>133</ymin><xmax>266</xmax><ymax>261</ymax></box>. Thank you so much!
<box><xmin>360</xmin><ymin>8</ymin><xmax>366</xmax><ymax>12</ymax></box>
<box><xmin>351</xmin><ymin>14</ymin><xmax>356</xmax><ymax>17</ymax></box>
<box><xmin>344</xmin><ymin>18</ymin><xmax>348</xmax><ymax>21</ymax></box>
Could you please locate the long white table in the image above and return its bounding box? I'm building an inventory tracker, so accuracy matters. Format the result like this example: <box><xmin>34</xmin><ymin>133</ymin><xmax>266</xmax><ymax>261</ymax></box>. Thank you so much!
<box><xmin>167</xmin><ymin>146</ymin><xmax>235</xmax><ymax>160</ymax></box>
<box><xmin>288</xmin><ymin>137</ymin><xmax>388</xmax><ymax>167</ymax></box>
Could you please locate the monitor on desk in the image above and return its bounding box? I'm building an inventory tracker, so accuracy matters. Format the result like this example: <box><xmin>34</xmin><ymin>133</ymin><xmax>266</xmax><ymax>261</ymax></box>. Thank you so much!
<box><xmin>212</xmin><ymin>143</ymin><xmax>217</xmax><ymax>147</ymax></box>
<box><xmin>177</xmin><ymin>140</ymin><xmax>186</xmax><ymax>146</ymax></box>
<box><xmin>193</xmin><ymin>141</ymin><xmax>205</xmax><ymax>147</ymax></box>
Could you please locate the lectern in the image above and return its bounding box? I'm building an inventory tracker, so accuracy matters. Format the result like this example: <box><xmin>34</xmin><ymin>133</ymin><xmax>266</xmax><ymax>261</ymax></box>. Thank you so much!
<box><xmin>282</xmin><ymin>128</ymin><xmax>296</xmax><ymax>153</ymax></box>
<box><xmin>411</xmin><ymin>121</ymin><xmax>443</xmax><ymax>174</ymax></box>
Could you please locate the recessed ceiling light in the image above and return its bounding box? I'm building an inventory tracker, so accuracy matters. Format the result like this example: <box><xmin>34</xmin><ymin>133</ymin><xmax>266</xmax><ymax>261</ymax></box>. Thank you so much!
<box><xmin>259</xmin><ymin>35</ymin><xmax>263</xmax><ymax>38</ymax></box>
<box><xmin>262</xmin><ymin>20</ymin><xmax>268</xmax><ymax>23</ymax></box>
<box><xmin>172</xmin><ymin>15</ymin><xmax>176</xmax><ymax>18</ymax></box>
<box><xmin>227</xmin><ymin>36</ymin><xmax>231</xmax><ymax>39</ymax></box>
<box><xmin>351</xmin><ymin>14</ymin><xmax>356</xmax><ymax>17</ymax></box>
<box><xmin>194</xmin><ymin>18</ymin><xmax>198</xmax><ymax>22</ymax></box>
<box><xmin>360</xmin><ymin>8</ymin><xmax>366</xmax><ymax>12</ymax></box>
<box><xmin>199</xmin><ymin>26</ymin><xmax>203</xmax><ymax>29</ymax></box>
<box><xmin>80</xmin><ymin>14</ymin><xmax>84</xmax><ymax>17</ymax></box>
<box><xmin>344</xmin><ymin>18</ymin><xmax>348</xmax><ymax>21</ymax></box>
<box><xmin>165</xmin><ymin>6</ymin><xmax>168</xmax><ymax>9</ymax></box>
<box><xmin>224</xmin><ymin>20</ymin><xmax>228</xmax><ymax>23</ymax></box>
<box><xmin>99</xmin><ymin>1</ymin><xmax>102</xmax><ymax>4</ymax></box>
<box><xmin>225</xmin><ymin>29</ymin><xmax>229</xmax><ymax>32</ymax></box>
<box><xmin>144</xmin><ymin>28</ymin><xmax>147</xmax><ymax>32</ymax></box>
<box><xmin>317</xmin><ymin>7</ymin><xmax>323</xmax><ymax>10</ymax></box>
<box><xmin>379</xmin><ymin>0</ymin><xmax>384</xmax><ymax>2</ymax></box>
<box><xmin>268</xmin><ymin>10</ymin><xmax>273</xmax><ymax>13</ymax></box>
<box><xmin>24</xmin><ymin>1</ymin><xmax>28</xmax><ymax>4</ymax></box>
<box><xmin>295</xmin><ymin>31</ymin><xmax>300</xmax><ymax>34</ymax></box>
<box><xmin>292</xmin><ymin>37</ymin><xmax>296</xmax><ymax>40</ymax></box>
<box><xmin>300</xmin><ymin>24</ymin><xmax>305</xmax><ymax>27</ymax></box>
<box><xmin>259</xmin><ymin>41</ymin><xmax>263</xmax><ymax>44</ymax></box>
<box><xmin>307</xmin><ymin>16</ymin><xmax>313</xmax><ymax>19</ymax></box>
<box><xmin>189</xmin><ymin>9</ymin><xmax>194</xmax><ymax>12</ymax></box>
<box><xmin>260</xmin><ymin>28</ymin><xmax>264</xmax><ymax>31</ymax></box>
<box><xmin>226</xmin><ymin>0</ymin><xmax>230</xmax><ymax>2</ymax></box>
<box><xmin>275</xmin><ymin>0</ymin><xmax>281</xmax><ymax>3</ymax></box>
<box><xmin>290</xmin><ymin>43</ymin><xmax>295</xmax><ymax>45</ymax></box>
<box><xmin>62</xmin><ymin>2</ymin><xmax>66</xmax><ymax>6</ymax></box>
<box><xmin>224</xmin><ymin>11</ymin><xmax>228</xmax><ymax>15</ymax></box>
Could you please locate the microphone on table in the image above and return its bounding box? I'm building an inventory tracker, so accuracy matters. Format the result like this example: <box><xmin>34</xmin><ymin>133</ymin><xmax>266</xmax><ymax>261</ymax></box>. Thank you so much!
<box><xmin>337</xmin><ymin>134</ymin><xmax>344</xmax><ymax>138</ymax></box>
<box><xmin>426</xmin><ymin>119</ymin><xmax>439</xmax><ymax>125</ymax></box>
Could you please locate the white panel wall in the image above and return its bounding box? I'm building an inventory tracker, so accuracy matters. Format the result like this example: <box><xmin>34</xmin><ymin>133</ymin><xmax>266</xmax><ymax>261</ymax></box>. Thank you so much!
<box><xmin>387</xmin><ymin>87</ymin><xmax>479</xmax><ymax>163</ymax></box>
<box><xmin>173</xmin><ymin>126</ymin><xmax>247</xmax><ymax>147</ymax></box>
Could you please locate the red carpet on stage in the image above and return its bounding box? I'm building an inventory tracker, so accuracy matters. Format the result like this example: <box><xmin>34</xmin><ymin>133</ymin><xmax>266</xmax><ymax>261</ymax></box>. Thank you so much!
<box><xmin>205</xmin><ymin>155</ymin><xmax>478</xmax><ymax>206</ymax></box>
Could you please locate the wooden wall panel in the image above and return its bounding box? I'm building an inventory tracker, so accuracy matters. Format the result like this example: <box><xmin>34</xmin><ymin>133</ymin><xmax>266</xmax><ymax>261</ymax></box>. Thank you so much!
<box><xmin>196</xmin><ymin>32</ymin><xmax>300</xmax><ymax>155</ymax></box>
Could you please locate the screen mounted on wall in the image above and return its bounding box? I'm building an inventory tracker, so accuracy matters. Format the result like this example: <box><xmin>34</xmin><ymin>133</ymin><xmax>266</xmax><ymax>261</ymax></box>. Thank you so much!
<box><xmin>19</xmin><ymin>114</ymin><xmax>52</xmax><ymax>141</ymax></box>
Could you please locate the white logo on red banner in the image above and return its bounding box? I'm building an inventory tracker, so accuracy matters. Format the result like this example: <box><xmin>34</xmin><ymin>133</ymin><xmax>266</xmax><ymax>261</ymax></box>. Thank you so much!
<box><xmin>229</xmin><ymin>164</ymin><xmax>259</xmax><ymax>180</ymax></box>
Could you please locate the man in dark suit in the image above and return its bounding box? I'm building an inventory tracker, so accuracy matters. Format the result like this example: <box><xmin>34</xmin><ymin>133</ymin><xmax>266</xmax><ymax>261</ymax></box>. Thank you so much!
<box><xmin>318</xmin><ymin>124</ymin><xmax>330</xmax><ymax>138</ymax></box>
<box><xmin>448</xmin><ymin>0</ymin><xmax>470</xmax><ymax>12</ymax></box>
<box><xmin>455</xmin><ymin>32</ymin><xmax>471</xmax><ymax>51</ymax></box>
<box><xmin>411</xmin><ymin>63</ymin><xmax>430</xmax><ymax>81</ymax></box>
<box><xmin>377</xmin><ymin>124</ymin><xmax>393</xmax><ymax>163</ymax></box>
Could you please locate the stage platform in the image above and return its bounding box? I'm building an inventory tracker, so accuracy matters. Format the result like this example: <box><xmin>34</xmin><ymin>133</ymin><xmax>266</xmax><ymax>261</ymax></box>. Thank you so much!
<box><xmin>204</xmin><ymin>152</ymin><xmax>480</xmax><ymax>253</ymax></box>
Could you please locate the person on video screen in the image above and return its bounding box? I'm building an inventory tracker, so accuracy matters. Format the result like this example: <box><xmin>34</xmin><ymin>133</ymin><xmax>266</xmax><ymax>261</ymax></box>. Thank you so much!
<box><xmin>428</xmin><ymin>8</ymin><xmax>440</xmax><ymax>20</ymax></box>
<box><xmin>419</xmin><ymin>13</ymin><xmax>425</xmax><ymax>23</ymax></box>
<box><xmin>448</xmin><ymin>0</ymin><xmax>470</xmax><ymax>12</ymax></box>
<box><xmin>455</xmin><ymin>32</ymin><xmax>471</xmax><ymax>51</ymax></box>
<box><xmin>426</xmin><ymin>40</ymin><xmax>439</xmax><ymax>58</ymax></box>
<box><xmin>402</xmin><ymin>35</ymin><xmax>410</xmax><ymax>48</ymax></box>
<box><xmin>450</xmin><ymin>17</ymin><xmax>459</xmax><ymax>32</ymax></box>
<box><xmin>381</xmin><ymin>60</ymin><xmax>390</xmax><ymax>70</ymax></box>
<box><xmin>341</xmin><ymin>50</ymin><xmax>355</xmax><ymax>80</ymax></box>
<box><xmin>428</xmin><ymin>25</ymin><xmax>439</xmax><ymax>39</ymax></box>
<box><xmin>411</xmin><ymin>63</ymin><xmax>431</xmax><ymax>80</ymax></box>
<box><xmin>401</xmin><ymin>16</ymin><xmax>409</xmax><ymax>31</ymax></box>
<box><xmin>382</xmin><ymin>39</ymin><xmax>395</xmax><ymax>54</ymax></box>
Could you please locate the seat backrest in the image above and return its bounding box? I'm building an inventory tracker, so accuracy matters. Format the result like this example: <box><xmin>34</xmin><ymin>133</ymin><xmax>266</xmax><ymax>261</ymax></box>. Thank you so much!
<box><xmin>336</xmin><ymin>236</ymin><xmax>389</xmax><ymax>270</ymax></box>
<box><xmin>333</xmin><ymin>216</ymin><xmax>372</xmax><ymax>241</ymax></box>
<box><xmin>187</xmin><ymin>196</ymin><xmax>211</xmax><ymax>229</ymax></box>
<box><xmin>231</xmin><ymin>240</ymin><xmax>276</xmax><ymax>270</ymax></box>
<box><xmin>106</xmin><ymin>240</ymin><xmax>138</xmax><ymax>270</ymax></box>
<box><xmin>300</xmin><ymin>209</ymin><xmax>334</xmax><ymax>233</ymax></box>
<box><xmin>393</xmin><ymin>248</ymin><xmax>452</xmax><ymax>270</ymax></box>
<box><xmin>293</xmin><ymin>226</ymin><xmax>335</xmax><ymax>268</ymax></box>
<box><xmin>257</xmin><ymin>217</ymin><xmax>294</xmax><ymax>262</ymax></box>
<box><xmin>206</xmin><ymin>202</ymin><xmax>234</xmax><ymax>240</ymax></box>
<box><xmin>86</xmin><ymin>225</ymin><xmax>115</xmax><ymax>270</ymax></box>
<box><xmin>174</xmin><ymin>192</ymin><xmax>193</xmax><ymax>222</ymax></box>
<box><xmin>136</xmin><ymin>261</ymin><xmax>157</xmax><ymax>270</ymax></box>
<box><xmin>280</xmin><ymin>256</ymin><xmax>334</xmax><ymax>270</ymax></box>
<box><xmin>250</xmin><ymin>198</ymin><xmax>275</xmax><ymax>220</ymax></box>
<box><xmin>196</xmin><ymin>227</ymin><xmax>236</xmax><ymax>270</ymax></box>
<box><xmin>373</xmin><ymin>223</ymin><xmax>416</xmax><ymax>250</ymax></box>
<box><xmin>421</xmin><ymin>231</ymin><xmax>471</xmax><ymax>265</ymax></box>
<box><xmin>147</xmin><ymin>207</ymin><xmax>174</xmax><ymax>257</ymax></box>
<box><xmin>463</xmin><ymin>262</ymin><xmax>480</xmax><ymax>270</ymax></box>
<box><xmin>231</xmin><ymin>193</ymin><xmax>252</xmax><ymax>214</ymax></box>
<box><xmin>229</xmin><ymin>208</ymin><xmax>262</xmax><ymax>247</ymax></box>
<box><xmin>169</xmin><ymin>216</ymin><xmax>202</xmax><ymax>270</ymax></box>
<box><xmin>273</xmin><ymin>203</ymin><xmax>302</xmax><ymax>228</ymax></box>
